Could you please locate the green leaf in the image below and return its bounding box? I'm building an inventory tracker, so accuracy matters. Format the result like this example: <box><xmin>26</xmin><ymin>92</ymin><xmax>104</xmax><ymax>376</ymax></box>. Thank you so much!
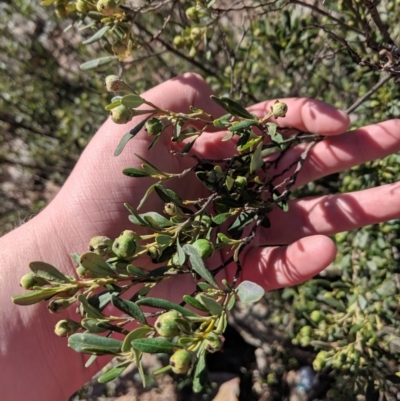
<box><xmin>114</xmin><ymin>118</ymin><xmax>148</xmax><ymax>156</ymax></box>
<box><xmin>212</xmin><ymin>213</ymin><xmax>232</xmax><ymax>225</ymax></box>
<box><xmin>121</xmin><ymin>94</ymin><xmax>145</xmax><ymax>108</ymax></box>
<box><xmin>29</xmin><ymin>261</ymin><xmax>71</xmax><ymax>283</ymax></box>
<box><xmin>105</xmin><ymin>100</ymin><xmax>122</xmax><ymax>111</ymax></box>
<box><xmin>182</xmin><ymin>244</ymin><xmax>219</xmax><ymax>289</ymax></box>
<box><xmin>210</xmin><ymin>96</ymin><xmax>254</xmax><ymax>119</ymax></box>
<box><xmin>154</xmin><ymin>185</ymin><xmax>183</xmax><ymax>206</ymax></box>
<box><xmin>236</xmin><ymin>280</ymin><xmax>265</xmax><ymax>304</ymax></box>
<box><xmin>267</xmin><ymin>123</ymin><xmax>284</xmax><ymax>144</ymax></box>
<box><xmin>80</xmin><ymin>253</ymin><xmax>116</xmax><ymax>277</ymax></box>
<box><xmin>250</xmin><ymin>141</ymin><xmax>263</xmax><ymax>173</ymax></box>
<box><xmin>137</xmin><ymin>183</ymin><xmax>157</xmax><ymax>210</ymax></box>
<box><xmin>213</xmin><ymin>113</ymin><xmax>232</xmax><ymax>128</ymax></box>
<box><xmin>122</xmin><ymin>327</ymin><xmax>152</xmax><ymax>352</ymax></box>
<box><xmin>81</xmin><ymin>318</ymin><xmax>109</xmax><ymax>333</ymax></box>
<box><xmin>181</xmin><ymin>139</ymin><xmax>196</xmax><ymax>153</ymax></box>
<box><xmin>68</xmin><ymin>333</ymin><xmax>123</xmax><ymax>355</ymax></box>
<box><xmin>122</xmin><ymin>167</ymin><xmax>150</xmax><ymax>178</ymax></box>
<box><xmin>227</xmin><ymin>211</ymin><xmax>257</xmax><ymax>236</ymax></box>
<box><xmin>176</xmin><ymin>238</ymin><xmax>186</xmax><ymax>266</ymax></box>
<box><xmin>11</xmin><ymin>288</ymin><xmax>62</xmax><ymax>305</ymax></box>
<box><xmin>98</xmin><ymin>364</ymin><xmax>129</xmax><ymax>383</ymax></box>
<box><xmin>82</xmin><ymin>25</ymin><xmax>111</xmax><ymax>45</ymax></box>
<box><xmin>80</xmin><ymin>56</ymin><xmax>118</xmax><ymax>71</ymax></box>
<box><xmin>183</xmin><ymin>295</ymin><xmax>209</xmax><ymax>312</ymax></box>
<box><xmin>130</xmin><ymin>211</ymin><xmax>172</xmax><ymax>229</ymax></box>
<box><xmin>228</xmin><ymin>119</ymin><xmax>257</xmax><ymax>132</ymax></box>
<box><xmin>136</xmin><ymin>297</ymin><xmax>199</xmax><ymax>317</ymax></box>
<box><xmin>111</xmin><ymin>295</ymin><xmax>147</xmax><ymax>325</ymax></box>
<box><xmin>197</xmin><ymin>294</ymin><xmax>223</xmax><ymax>315</ymax></box>
<box><xmin>197</xmin><ymin>282</ymin><xmax>212</xmax><ymax>292</ymax></box>
<box><xmin>227</xmin><ymin>295</ymin><xmax>236</xmax><ymax>310</ymax></box>
<box><xmin>192</xmin><ymin>351</ymin><xmax>207</xmax><ymax>393</ymax></box>
<box><xmin>78</xmin><ymin>294</ymin><xmax>105</xmax><ymax>319</ymax></box>
<box><xmin>131</xmin><ymin>338</ymin><xmax>180</xmax><ymax>353</ymax></box>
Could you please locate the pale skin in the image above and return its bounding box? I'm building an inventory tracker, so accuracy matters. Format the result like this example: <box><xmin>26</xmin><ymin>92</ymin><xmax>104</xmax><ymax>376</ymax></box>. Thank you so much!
<box><xmin>1</xmin><ymin>72</ymin><xmax>400</xmax><ymax>401</ymax></box>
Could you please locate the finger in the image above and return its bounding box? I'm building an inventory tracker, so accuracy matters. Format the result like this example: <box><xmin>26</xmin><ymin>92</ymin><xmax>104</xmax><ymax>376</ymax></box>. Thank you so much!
<box><xmin>248</xmin><ymin>97</ymin><xmax>350</xmax><ymax>135</ymax></box>
<box><xmin>239</xmin><ymin>235</ymin><xmax>336</xmax><ymax>290</ymax></box>
<box><xmin>265</xmin><ymin>119</ymin><xmax>400</xmax><ymax>189</ymax></box>
<box><xmin>258</xmin><ymin>182</ymin><xmax>400</xmax><ymax>245</ymax></box>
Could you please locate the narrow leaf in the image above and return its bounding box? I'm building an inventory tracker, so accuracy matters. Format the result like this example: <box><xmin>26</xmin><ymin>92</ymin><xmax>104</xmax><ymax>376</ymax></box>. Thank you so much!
<box><xmin>131</xmin><ymin>337</ymin><xmax>180</xmax><ymax>353</ymax></box>
<box><xmin>122</xmin><ymin>327</ymin><xmax>152</xmax><ymax>352</ymax></box>
<box><xmin>82</xmin><ymin>25</ymin><xmax>111</xmax><ymax>45</ymax></box>
<box><xmin>11</xmin><ymin>288</ymin><xmax>61</xmax><ymax>305</ymax></box>
<box><xmin>114</xmin><ymin>118</ymin><xmax>148</xmax><ymax>157</ymax></box>
<box><xmin>210</xmin><ymin>96</ymin><xmax>254</xmax><ymax>119</ymax></box>
<box><xmin>183</xmin><ymin>295</ymin><xmax>209</xmax><ymax>312</ymax></box>
<box><xmin>192</xmin><ymin>351</ymin><xmax>207</xmax><ymax>393</ymax></box>
<box><xmin>228</xmin><ymin>119</ymin><xmax>257</xmax><ymax>132</ymax></box>
<box><xmin>80</xmin><ymin>253</ymin><xmax>116</xmax><ymax>276</ymax></box>
<box><xmin>136</xmin><ymin>297</ymin><xmax>199</xmax><ymax>317</ymax></box>
<box><xmin>111</xmin><ymin>295</ymin><xmax>147</xmax><ymax>325</ymax></box>
<box><xmin>80</xmin><ymin>56</ymin><xmax>118</xmax><ymax>71</ymax></box>
<box><xmin>122</xmin><ymin>167</ymin><xmax>150</xmax><ymax>178</ymax></box>
<box><xmin>197</xmin><ymin>294</ymin><xmax>223</xmax><ymax>315</ymax></box>
<box><xmin>121</xmin><ymin>94</ymin><xmax>145</xmax><ymax>108</ymax></box>
<box><xmin>183</xmin><ymin>244</ymin><xmax>219</xmax><ymax>289</ymax></box>
<box><xmin>137</xmin><ymin>183</ymin><xmax>156</xmax><ymax>210</ymax></box>
<box><xmin>98</xmin><ymin>364</ymin><xmax>129</xmax><ymax>383</ymax></box>
<box><xmin>68</xmin><ymin>333</ymin><xmax>122</xmax><ymax>355</ymax></box>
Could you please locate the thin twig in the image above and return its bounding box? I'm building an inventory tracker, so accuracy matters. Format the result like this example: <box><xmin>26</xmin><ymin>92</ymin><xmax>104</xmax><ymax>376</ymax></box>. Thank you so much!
<box><xmin>345</xmin><ymin>74</ymin><xmax>394</xmax><ymax>114</ymax></box>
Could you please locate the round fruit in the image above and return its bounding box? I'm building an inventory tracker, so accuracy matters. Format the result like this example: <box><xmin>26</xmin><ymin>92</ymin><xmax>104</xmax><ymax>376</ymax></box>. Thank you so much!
<box><xmin>154</xmin><ymin>310</ymin><xmax>180</xmax><ymax>337</ymax></box>
<box><xmin>169</xmin><ymin>349</ymin><xmax>192</xmax><ymax>374</ymax></box>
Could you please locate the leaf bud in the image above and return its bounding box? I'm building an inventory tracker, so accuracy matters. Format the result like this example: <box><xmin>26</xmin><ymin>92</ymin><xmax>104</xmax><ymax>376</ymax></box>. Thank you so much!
<box><xmin>88</xmin><ymin>235</ymin><xmax>113</xmax><ymax>257</ymax></box>
<box><xmin>192</xmin><ymin>238</ymin><xmax>214</xmax><ymax>259</ymax></box>
<box><xmin>204</xmin><ymin>332</ymin><xmax>224</xmax><ymax>353</ymax></box>
<box><xmin>271</xmin><ymin>100</ymin><xmax>288</xmax><ymax>118</ymax></box>
<box><xmin>48</xmin><ymin>297</ymin><xmax>76</xmax><ymax>313</ymax></box>
<box><xmin>54</xmin><ymin>319</ymin><xmax>81</xmax><ymax>337</ymax></box>
<box><xmin>112</xmin><ymin>230</ymin><xmax>137</xmax><ymax>260</ymax></box>
<box><xmin>145</xmin><ymin>118</ymin><xmax>163</xmax><ymax>136</ymax></box>
<box><xmin>20</xmin><ymin>272</ymin><xmax>38</xmax><ymax>289</ymax></box>
<box><xmin>96</xmin><ymin>0</ymin><xmax>117</xmax><ymax>15</ymax></box>
<box><xmin>154</xmin><ymin>310</ymin><xmax>181</xmax><ymax>337</ymax></box>
<box><xmin>170</xmin><ymin>349</ymin><xmax>192</xmax><ymax>374</ymax></box>
<box><xmin>105</xmin><ymin>75</ymin><xmax>130</xmax><ymax>92</ymax></box>
<box><xmin>110</xmin><ymin>104</ymin><xmax>135</xmax><ymax>124</ymax></box>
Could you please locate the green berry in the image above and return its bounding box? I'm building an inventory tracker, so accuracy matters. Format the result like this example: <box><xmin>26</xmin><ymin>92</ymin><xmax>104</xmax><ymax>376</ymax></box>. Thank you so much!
<box><xmin>110</xmin><ymin>104</ymin><xmax>135</xmax><ymax>124</ymax></box>
<box><xmin>192</xmin><ymin>239</ymin><xmax>214</xmax><ymax>259</ymax></box>
<box><xmin>112</xmin><ymin>230</ymin><xmax>137</xmax><ymax>260</ymax></box>
<box><xmin>204</xmin><ymin>332</ymin><xmax>223</xmax><ymax>353</ymax></box>
<box><xmin>310</xmin><ymin>310</ymin><xmax>323</xmax><ymax>323</ymax></box>
<box><xmin>145</xmin><ymin>118</ymin><xmax>163</xmax><ymax>136</ymax></box>
<box><xmin>88</xmin><ymin>236</ymin><xmax>113</xmax><ymax>257</ymax></box>
<box><xmin>54</xmin><ymin>319</ymin><xmax>80</xmax><ymax>337</ymax></box>
<box><xmin>96</xmin><ymin>0</ymin><xmax>117</xmax><ymax>15</ymax></box>
<box><xmin>271</xmin><ymin>100</ymin><xmax>288</xmax><ymax>118</ymax></box>
<box><xmin>170</xmin><ymin>349</ymin><xmax>192</xmax><ymax>374</ymax></box>
<box><xmin>76</xmin><ymin>0</ymin><xmax>89</xmax><ymax>13</ymax></box>
<box><xmin>154</xmin><ymin>310</ymin><xmax>180</xmax><ymax>337</ymax></box>
<box><xmin>20</xmin><ymin>273</ymin><xmax>37</xmax><ymax>290</ymax></box>
<box><xmin>173</xmin><ymin>35</ymin><xmax>185</xmax><ymax>49</ymax></box>
<box><xmin>185</xmin><ymin>6</ymin><xmax>200</xmax><ymax>22</ymax></box>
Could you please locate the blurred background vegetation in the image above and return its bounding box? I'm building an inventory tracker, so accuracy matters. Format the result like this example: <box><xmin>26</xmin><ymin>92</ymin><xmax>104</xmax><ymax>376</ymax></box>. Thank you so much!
<box><xmin>2</xmin><ymin>0</ymin><xmax>400</xmax><ymax>399</ymax></box>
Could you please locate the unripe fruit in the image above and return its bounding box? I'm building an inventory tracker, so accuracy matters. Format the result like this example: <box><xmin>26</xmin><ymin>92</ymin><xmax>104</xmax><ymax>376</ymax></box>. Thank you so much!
<box><xmin>55</xmin><ymin>1</ymin><xmax>68</xmax><ymax>18</ymax></box>
<box><xmin>54</xmin><ymin>319</ymin><xmax>80</xmax><ymax>337</ymax></box>
<box><xmin>76</xmin><ymin>0</ymin><xmax>89</xmax><ymax>13</ymax></box>
<box><xmin>96</xmin><ymin>0</ymin><xmax>117</xmax><ymax>15</ymax></box>
<box><xmin>204</xmin><ymin>332</ymin><xmax>223</xmax><ymax>353</ymax></box>
<box><xmin>271</xmin><ymin>100</ymin><xmax>288</xmax><ymax>118</ymax></box>
<box><xmin>310</xmin><ymin>310</ymin><xmax>323</xmax><ymax>323</ymax></box>
<box><xmin>192</xmin><ymin>239</ymin><xmax>214</xmax><ymax>259</ymax></box>
<box><xmin>105</xmin><ymin>75</ymin><xmax>129</xmax><ymax>92</ymax></box>
<box><xmin>234</xmin><ymin>176</ymin><xmax>247</xmax><ymax>189</ymax></box>
<box><xmin>110</xmin><ymin>104</ymin><xmax>135</xmax><ymax>124</ymax></box>
<box><xmin>154</xmin><ymin>310</ymin><xmax>181</xmax><ymax>337</ymax></box>
<box><xmin>88</xmin><ymin>235</ymin><xmax>113</xmax><ymax>257</ymax></box>
<box><xmin>112</xmin><ymin>230</ymin><xmax>137</xmax><ymax>260</ymax></box>
<box><xmin>300</xmin><ymin>325</ymin><xmax>312</xmax><ymax>337</ymax></box>
<box><xmin>185</xmin><ymin>6</ymin><xmax>200</xmax><ymax>22</ymax></box>
<box><xmin>145</xmin><ymin>118</ymin><xmax>163</xmax><ymax>136</ymax></box>
<box><xmin>112</xmin><ymin>41</ymin><xmax>130</xmax><ymax>59</ymax></box>
<box><xmin>169</xmin><ymin>349</ymin><xmax>192</xmax><ymax>374</ymax></box>
<box><xmin>20</xmin><ymin>273</ymin><xmax>37</xmax><ymax>289</ymax></box>
<box><xmin>190</xmin><ymin>27</ymin><xmax>203</xmax><ymax>41</ymax></box>
<box><xmin>173</xmin><ymin>35</ymin><xmax>185</xmax><ymax>49</ymax></box>
<box><xmin>48</xmin><ymin>297</ymin><xmax>75</xmax><ymax>313</ymax></box>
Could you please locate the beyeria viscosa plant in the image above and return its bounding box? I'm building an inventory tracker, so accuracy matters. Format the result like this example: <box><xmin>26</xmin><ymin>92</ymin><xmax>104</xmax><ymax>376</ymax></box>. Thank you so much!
<box><xmin>11</xmin><ymin>73</ymin><xmax>322</xmax><ymax>391</ymax></box>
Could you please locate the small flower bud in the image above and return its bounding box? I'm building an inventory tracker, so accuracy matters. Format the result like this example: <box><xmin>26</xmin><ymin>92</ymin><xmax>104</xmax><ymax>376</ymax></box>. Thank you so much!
<box><xmin>54</xmin><ymin>319</ymin><xmax>81</xmax><ymax>337</ymax></box>
<box><xmin>271</xmin><ymin>100</ymin><xmax>288</xmax><ymax>118</ymax></box>
<box><xmin>145</xmin><ymin>118</ymin><xmax>163</xmax><ymax>136</ymax></box>
<box><xmin>192</xmin><ymin>238</ymin><xmax>214</xmax><ymax>259</ymax></box>
<box><xmin>48</xmin><ymin>297</ymin><xmax>76</xmax><ymax>313</ymax></box>
<box><xmin>204</xmin><ymin>332</ymin><xmax>224</xmax><ymax>353</ymax></box>
<box><xmin>112</xmin><ymin>230</ymin><xmax>137</xmax><ymax>260</ymax></box>
<box><xmin>88</xmin><ymin>236</ymin><xmax>113</xmax><ymax>257</ymax></box>
<box><xmin>96</xmin><ymin>0</ymin><xmax>117</xmax><ymax>15</ymax></box>
<box><xmin>147</xmin><ymin>245</ymin><xmax>161</xmax><ymax>260</ymax></box>
<box><xmin>170</xmin><ymin>349</ymin><xmax>192</xmax><ymax>374</ymax></box>
<box><xmin>105</xmin><ymin>75</ymin><xmax>130</xmax><ymax>93</ymax></box>
<box><xmin>110</xmin><ymin>104</ymin><xmax>135</xmax><ymax>124</ymax></box>
<box><xmin>20</xmin><ymin>273</ymin><xmax>38</xmax><ymax>289</ymax></box>
<box><xmin>154</xmin><ymin>310</ymin><xmax>181</xmax><ymax>337</ymax></box>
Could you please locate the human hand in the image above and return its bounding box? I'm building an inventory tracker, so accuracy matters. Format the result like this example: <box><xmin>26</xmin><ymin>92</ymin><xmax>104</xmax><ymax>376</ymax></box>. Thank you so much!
<box><xmin>2</xmin><ymin>72</ymin><xmax>400</xmax><ymax>401</ymax></box>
